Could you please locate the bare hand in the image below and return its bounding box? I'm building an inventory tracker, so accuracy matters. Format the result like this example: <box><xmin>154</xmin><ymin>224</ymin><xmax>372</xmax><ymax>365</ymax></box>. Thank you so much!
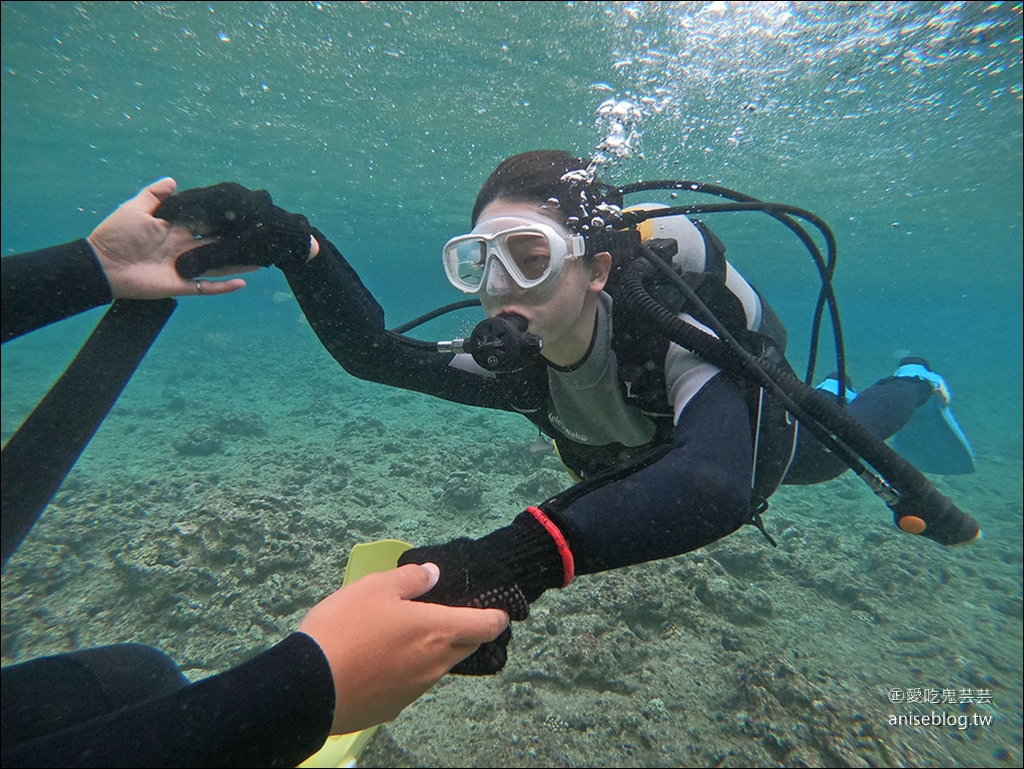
<box><xmin>87</xmin><ymin>178</ymin><xmax>251</xmax><ymax>299</ymax></box>
<box><xmin>297</xmin><ymin>563</ymin><xmax>508</xmax><ymax>734</ymax></box>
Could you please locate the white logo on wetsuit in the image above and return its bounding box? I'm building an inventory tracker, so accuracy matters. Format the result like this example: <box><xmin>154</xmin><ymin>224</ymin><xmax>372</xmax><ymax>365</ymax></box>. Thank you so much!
<box><xmin>547</xmin><ymin>412</ymin><xmax>591</xmax><ymax>443</ymax></box>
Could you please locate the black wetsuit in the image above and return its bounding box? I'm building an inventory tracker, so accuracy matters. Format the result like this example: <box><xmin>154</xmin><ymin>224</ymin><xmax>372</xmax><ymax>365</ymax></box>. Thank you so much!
<box><xmin>283</xmin><ymin>232</ymin><xmax>933</xmax><ymax>576</ymax></box>
<box><xmin>1</xmin><ymin>242</ymin><xmax>334</xmax><ymax>768</ymax></box>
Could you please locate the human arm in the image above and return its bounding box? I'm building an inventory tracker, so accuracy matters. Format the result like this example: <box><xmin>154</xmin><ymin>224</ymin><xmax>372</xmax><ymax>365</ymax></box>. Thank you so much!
<box><xmin>1</xmin><ymin>179</ymin><xmax>245</xmax><ymax>344</ymax></box>
<box><xmin>1</xmin><ymin>240</ymin><xmax>114</xmax><ymax>343</ymax></box>
<box><xmin>541</xmin><ymin>373</ymin><xmax>754</xmax><ymax>573</ymax></box>
<box><xmin>153</xmin><ymin>181</ymin><xmax>520</xmax><ymax>409</ymax></box>
<box><xmin>397</xmin><ymin>373</ymin><xmax>755</xmax><ymax>670</ymax></box>
<box><xmin>0</xmin><ymin>633</ymin><xmax>332</xmax><ymax>769</ymax></box>
<box><xmin>0</xmin><ymin>565</ymin><xmax>508</xmax><ymax>768</ymax></box>
<box><xmin>298</xmin><ymin>562</ymin><xmax>509</xmax><ymax>733</ymax></box>
<box><xmin>281</xmin><ymin>229</ymin><xmax>521</xmax><ymax>408</ymax></box>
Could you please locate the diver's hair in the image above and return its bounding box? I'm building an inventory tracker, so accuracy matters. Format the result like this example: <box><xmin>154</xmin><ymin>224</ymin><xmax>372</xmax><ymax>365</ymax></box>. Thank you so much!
<box><xmin>471</xmin><ymin>150</ymin><xmax>623</xmax><ymax>231</ymax></box>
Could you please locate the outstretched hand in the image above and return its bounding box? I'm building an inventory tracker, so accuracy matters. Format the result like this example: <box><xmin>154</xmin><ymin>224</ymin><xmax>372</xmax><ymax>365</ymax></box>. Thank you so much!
<box><xmin>87</xmin><ymin>178</ymin><xmax>250</xmax><ymax>300</ymax></box>
<box><xmin>398</xmin><ymin>537</ymin><xmax>532</xmax><ymax>676</ymax></box>
<box><xmin>394</xmin><ymin>509</ymin><xmax>566</xmax><ymax>675</ymax></box>
<box><xmin>297</xmin><ymin>563</ymin><xmax>509</xmax><ymax>735</ymax></box>
<box><xmin>154</xmin><ymin>182</ymin><xmax>319</xmax><ymax>279</ymax></box>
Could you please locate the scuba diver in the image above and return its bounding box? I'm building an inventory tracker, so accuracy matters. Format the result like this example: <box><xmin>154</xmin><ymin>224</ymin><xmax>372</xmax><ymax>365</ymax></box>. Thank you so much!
<box><xmin>156</xmin><ymin>150</ymin><xmax>981</xmax><ymax>674</ymax></box>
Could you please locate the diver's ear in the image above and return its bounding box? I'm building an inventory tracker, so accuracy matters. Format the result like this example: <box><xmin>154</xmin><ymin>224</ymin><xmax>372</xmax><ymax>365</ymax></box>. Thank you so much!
<box><xmin>587</xmin><ymin>251</ymin><xmax>612</xmax><ymax>293</ymax></box>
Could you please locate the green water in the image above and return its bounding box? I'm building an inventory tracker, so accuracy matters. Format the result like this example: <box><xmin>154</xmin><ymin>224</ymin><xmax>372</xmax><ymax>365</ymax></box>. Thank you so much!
<box><xmin>2</xmin><ymin>3</ymin><xmax>1021</xmax><ymax>767</ymax></box>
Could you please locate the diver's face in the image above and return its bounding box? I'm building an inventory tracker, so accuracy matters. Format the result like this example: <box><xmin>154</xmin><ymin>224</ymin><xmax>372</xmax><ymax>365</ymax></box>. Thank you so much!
<box><xmin>474</xmin><ymin>200</ymin><xmax>609</xmax><ymax>366</ymax></box>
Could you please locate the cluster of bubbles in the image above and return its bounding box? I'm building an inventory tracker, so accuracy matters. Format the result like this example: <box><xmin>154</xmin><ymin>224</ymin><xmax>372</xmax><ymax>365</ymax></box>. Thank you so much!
<box><xmin>563</xmin><ymin>1</ymin><xmax>1020</xmax><ymax>234</ymax></box>
<box><xmin>593</xmin><ymin>97</ymin><xmax>645</xmax><ymax>165</ymax></box>
<box><xmin>581</xmin><ymin>1</ymin><xmax>1021</xmax><ymax>172</ymax></box>
<box><xmin>554</xmin><ymin>97</ymin><xmax>644</xmax><ymax>231</ymax></box>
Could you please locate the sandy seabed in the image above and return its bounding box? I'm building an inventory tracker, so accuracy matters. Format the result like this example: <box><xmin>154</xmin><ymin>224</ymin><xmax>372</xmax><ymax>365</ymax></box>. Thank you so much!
<box><xmin>2</xmin><ymin>315</ymin><xmax>1021</xmax><ymax>768</ymax></box>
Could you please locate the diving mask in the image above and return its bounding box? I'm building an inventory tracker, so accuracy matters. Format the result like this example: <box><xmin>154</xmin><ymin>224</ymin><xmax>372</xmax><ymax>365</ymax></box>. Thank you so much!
<box><xmin>443</xmin><ymin>214</ymin><xmax>586</xmax><ymax>295</ymax></box>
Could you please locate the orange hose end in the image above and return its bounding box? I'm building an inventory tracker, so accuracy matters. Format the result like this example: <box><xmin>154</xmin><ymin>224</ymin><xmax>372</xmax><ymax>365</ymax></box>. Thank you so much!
<box><xmin>898</xmin><ymin>515</ymin><xmax>927</xmax><ymax>535</ymax></box>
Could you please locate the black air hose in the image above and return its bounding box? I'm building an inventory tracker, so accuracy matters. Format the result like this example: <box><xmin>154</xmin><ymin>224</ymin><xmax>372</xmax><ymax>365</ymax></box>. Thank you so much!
<box><xmin>620</xmin><ymin>256</ymin><xmax>980</xmax><ymax>546</ymax></box>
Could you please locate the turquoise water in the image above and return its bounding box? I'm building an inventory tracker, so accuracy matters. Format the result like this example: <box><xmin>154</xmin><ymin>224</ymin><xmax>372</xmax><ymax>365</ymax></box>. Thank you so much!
<box><xmin>2</xmin><ymin>3</ymin><xmax>1022</xmax><ymax>767</ymax></box>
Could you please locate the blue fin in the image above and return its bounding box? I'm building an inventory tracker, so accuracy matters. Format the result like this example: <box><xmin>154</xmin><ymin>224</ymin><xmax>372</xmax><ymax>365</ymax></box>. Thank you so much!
<box><xmin>892</xmin><ymin>364</ymin><xmax>976</xmax><ymax>475</ymax></box>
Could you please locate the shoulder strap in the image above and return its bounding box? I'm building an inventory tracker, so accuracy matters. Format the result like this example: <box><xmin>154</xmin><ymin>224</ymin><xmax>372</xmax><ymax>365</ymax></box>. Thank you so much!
<box><xmin>610</xmin><ymin>296</ymin><xmax>674</xmax><ymax>417</ymax></box>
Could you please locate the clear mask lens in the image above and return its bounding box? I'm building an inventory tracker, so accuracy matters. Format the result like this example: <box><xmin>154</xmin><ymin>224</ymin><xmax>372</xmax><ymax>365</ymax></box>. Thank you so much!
<box><xmin>503</xmin><ymin>232</ymin><xmax>552</xmax><ymax>281</ymax></box>
<box><xmin>443</xmin><ymin>217</ymin><xmax>582</xmax><ymax>295</ymax></box>
<box><xmin>450</xmin><ymin>239</ymin><xmax>488</xmax><ymax>287</ymax></box>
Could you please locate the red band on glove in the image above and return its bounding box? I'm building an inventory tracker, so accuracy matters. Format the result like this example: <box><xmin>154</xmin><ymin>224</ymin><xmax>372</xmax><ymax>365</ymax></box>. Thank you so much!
<box><xmin>526</xmin><ymin>506</ymin><xmax>574</xmax><ymax>587</ymax></box>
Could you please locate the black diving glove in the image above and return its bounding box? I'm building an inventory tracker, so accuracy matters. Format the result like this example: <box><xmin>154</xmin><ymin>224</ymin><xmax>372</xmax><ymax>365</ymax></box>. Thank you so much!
<box><xmin>398</xmin><ymin>507</ymin><xmax>573</xmax><ymax>675</ymax></box>
<box><xmin>154</xmin><ymin>182</ymin><xmax>313</xmax><ymax>278</ymax></box>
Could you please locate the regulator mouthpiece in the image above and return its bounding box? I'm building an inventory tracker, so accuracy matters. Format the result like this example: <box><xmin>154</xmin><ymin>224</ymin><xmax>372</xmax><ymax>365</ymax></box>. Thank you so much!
<box><xmin>436</xmin><ymin>313</ymin><xmax>542</xmax><ymax>372</ymax></box>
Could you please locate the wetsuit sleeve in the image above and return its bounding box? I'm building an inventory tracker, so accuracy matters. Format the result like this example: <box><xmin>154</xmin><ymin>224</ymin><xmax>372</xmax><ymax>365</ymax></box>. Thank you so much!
<box><xmin>549</xmin><ymin>372</ymin><xmax>754</xmax><ymax>575</ymax></box>
<box><xmin>0</xmin><ymin>633</ymin><xmax>334</xmax><ymax>769</ymax></box>
<box><xmin>1</xmin><ymin>240</ymin><xmax>113</xmax><ymax>343</ymax></box>
<box><xmin>281</xmin><ymin>229</ymin><xmax>517</xmax><ymax>410</ymax></box>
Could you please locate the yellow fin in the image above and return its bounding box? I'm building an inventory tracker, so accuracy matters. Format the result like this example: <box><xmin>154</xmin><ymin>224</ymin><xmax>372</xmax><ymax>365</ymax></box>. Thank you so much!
<box><xmin>341</xmin><ymin>539</ymin><xmax>414</xmax><ymax>586</ymax></box>
<box><xmin>298</xmin><ymin>538</ymin><xmax>413</xmax><ymax>769</ymax></box>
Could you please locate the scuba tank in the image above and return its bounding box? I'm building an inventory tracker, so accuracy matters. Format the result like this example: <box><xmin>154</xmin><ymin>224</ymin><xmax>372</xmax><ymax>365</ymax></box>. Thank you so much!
<box><xmin>620</xmin><ymin>202</ymin><xmax>786</xmax><ymax>350</ymax></box>
<box><xmin>616</xmin><ymin>203</ymin><xmax>799</xmax><ymax>522</ymax></box>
